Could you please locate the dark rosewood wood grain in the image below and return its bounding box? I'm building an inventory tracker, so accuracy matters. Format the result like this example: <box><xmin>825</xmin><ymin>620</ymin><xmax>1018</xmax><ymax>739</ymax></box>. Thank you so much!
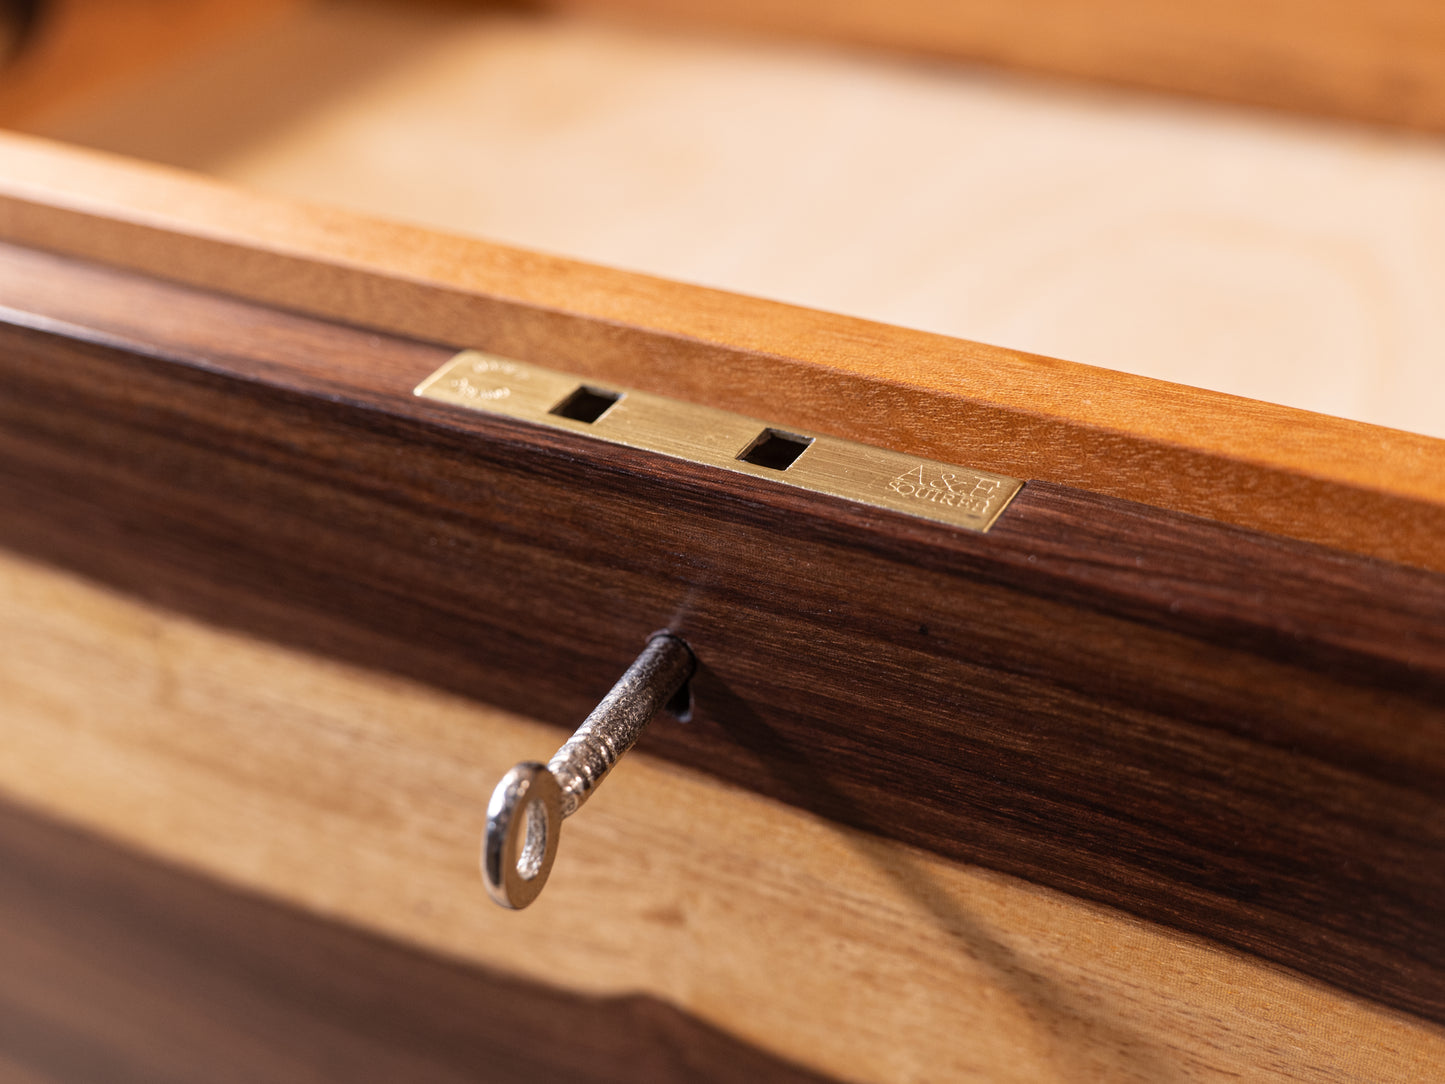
<box><xmin>0</xmin><ymin>244</ymin><xmax>1442</xmax><ymax>1022</ymax></box>
<box><xmin>0</xmin><ymin>798</ymin><xmax>836</xmax><ymax>1084</ymax></box>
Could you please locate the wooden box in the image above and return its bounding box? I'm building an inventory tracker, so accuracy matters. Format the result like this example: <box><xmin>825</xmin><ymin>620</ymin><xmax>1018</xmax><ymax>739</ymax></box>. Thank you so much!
<box><xmin>0</xmin><ymin>3</ymin><xmax>1441</xmax><ymax>1080</ymax></box>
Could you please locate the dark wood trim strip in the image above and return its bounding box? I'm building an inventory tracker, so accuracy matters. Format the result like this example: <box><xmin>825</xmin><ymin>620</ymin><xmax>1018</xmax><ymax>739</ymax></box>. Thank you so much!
<box><xmin>0</xmin><ymin>797</ymin><xmax>838</xmax><ymax>1084</ymax></box>
<box><xmin>0</xmin><ymin>248</ymin><xmax>1442</xmax><ymax>1022</ymax></box>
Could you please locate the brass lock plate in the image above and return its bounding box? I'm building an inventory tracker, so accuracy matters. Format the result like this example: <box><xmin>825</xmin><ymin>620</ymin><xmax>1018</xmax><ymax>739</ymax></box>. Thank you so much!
<box><xmin>416</xmin><ymin>351</ymin><xmax>1023</xmax><ymax>533</ymax></box>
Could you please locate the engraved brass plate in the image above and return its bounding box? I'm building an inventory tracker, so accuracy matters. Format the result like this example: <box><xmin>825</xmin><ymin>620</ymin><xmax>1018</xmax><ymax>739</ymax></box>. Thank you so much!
<box><xmin>415</xmin><ymin>351</ymin><xmax>1023</xmax><ymax>532</ymax></box>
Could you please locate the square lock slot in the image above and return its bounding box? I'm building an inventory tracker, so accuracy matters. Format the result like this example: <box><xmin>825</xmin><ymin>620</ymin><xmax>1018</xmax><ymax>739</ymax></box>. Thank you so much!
<box><xmin>737</xmin><ymin>428</ymin><xmax>814</xmax><ymax>471</ymax></box>
<box><xmin>550</xmin><ymin>385</ymin><xmax>623</xmax><ymax>423</ymax></box>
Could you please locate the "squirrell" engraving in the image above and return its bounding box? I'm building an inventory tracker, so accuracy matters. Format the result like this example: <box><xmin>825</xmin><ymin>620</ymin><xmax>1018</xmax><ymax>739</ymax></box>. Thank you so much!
<box><xmin>445</xmin><ymin>375</ymin><xmax>512</xmax><ymax>401</ymax></box>
<box><xmin>440</xmin><ymin>357</ymin><xmax>520</xmax><ymax>401</ymax></box>
<box><xmin>887</xmin><ymin>465</ymin><xmax>1001</xmax><ymax>515</ymax></box>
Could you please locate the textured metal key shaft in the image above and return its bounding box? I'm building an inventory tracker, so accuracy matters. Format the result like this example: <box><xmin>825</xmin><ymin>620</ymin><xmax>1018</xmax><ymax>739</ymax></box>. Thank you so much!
<box><xmin>482</xmin><ymin>632</ymin><xmax>694</xmax><ymax>909</ymax></box>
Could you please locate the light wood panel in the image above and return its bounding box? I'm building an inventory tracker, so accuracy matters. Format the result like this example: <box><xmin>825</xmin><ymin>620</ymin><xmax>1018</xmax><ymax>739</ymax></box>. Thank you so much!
<box><xmin>0</xmin><ymin>133</ymin><xmax>1441</xmax><ymax>574</ymax></box>
<box><xmin>0</xmin><ymin>548</ymin><xmax>1439</xmax><ymax>1084</ymax></box>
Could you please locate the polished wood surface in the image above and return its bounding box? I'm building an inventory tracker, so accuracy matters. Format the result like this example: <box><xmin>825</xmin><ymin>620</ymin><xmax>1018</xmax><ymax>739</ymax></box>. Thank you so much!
<box><xmin>0</xmin><ymin>242</ymin><xmax>1440</xmax><ymax>1021</ymax></box>
<box><xmin>0</xmin><ymin>133</ymin><xmax>1441</xmax><ymax>573</ymax></box>
<box><xmin>0</xmin><ymin>797</ymin><xmax>833</xmax><ymax>1084</ymax></box>
<box><xmin>2</xmin><ymin>551</ymin><xmax>1441</xmax><ymax>1084</ymax></box>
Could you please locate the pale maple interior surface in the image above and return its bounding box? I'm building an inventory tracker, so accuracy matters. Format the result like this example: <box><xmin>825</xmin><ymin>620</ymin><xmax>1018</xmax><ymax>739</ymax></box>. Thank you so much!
<box><xmin>18</xmin><ymin>0</ymin><xmax>1445</xmax><ymax>439</ymax></box>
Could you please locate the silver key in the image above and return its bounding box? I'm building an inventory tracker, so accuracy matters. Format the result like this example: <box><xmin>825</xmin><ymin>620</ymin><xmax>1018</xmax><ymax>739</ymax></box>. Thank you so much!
<box><xmin>482</xmin><ymin>632</ymin><xmax>695</xmax><ymax>909</ymax></box>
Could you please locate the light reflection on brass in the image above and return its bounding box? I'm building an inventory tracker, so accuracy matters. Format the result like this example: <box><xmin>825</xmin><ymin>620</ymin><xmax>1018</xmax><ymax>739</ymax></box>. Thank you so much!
<box><xmin>415</xmin><ymin>351</ymin><xmax>1023</xmax><ymax>533</ymax></box>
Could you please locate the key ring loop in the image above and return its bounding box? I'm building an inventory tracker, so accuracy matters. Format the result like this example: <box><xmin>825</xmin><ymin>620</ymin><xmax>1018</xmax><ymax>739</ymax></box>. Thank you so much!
<box><xmin>482</xmin><ymin>762</ymin><xmax>563</xmax><ymax>910</ymax></box>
